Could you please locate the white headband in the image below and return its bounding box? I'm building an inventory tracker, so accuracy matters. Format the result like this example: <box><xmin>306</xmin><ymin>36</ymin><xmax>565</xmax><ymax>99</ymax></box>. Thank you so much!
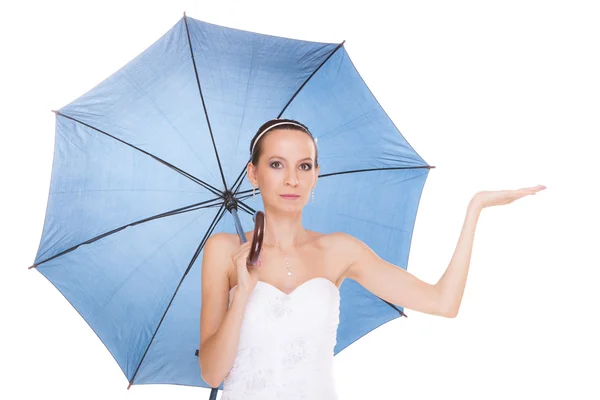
<box><xmin>251</xmin><ymin>121</ymin><xmax>313</xmax><ymax>154</ymax></box>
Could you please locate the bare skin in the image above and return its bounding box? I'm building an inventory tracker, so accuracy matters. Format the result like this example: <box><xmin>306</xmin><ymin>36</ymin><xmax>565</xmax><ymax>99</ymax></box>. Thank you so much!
<box><xmin>198</xmin><ymin>127</ymin><xmax>547</xmax><ymax>386</ymax></box>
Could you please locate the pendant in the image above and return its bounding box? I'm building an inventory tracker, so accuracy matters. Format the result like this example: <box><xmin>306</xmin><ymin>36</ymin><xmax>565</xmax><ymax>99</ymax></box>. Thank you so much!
<box><xmin>285</xmin><ymin>256</ymin><xmax>292</xmax><ymax>276</ymax></box>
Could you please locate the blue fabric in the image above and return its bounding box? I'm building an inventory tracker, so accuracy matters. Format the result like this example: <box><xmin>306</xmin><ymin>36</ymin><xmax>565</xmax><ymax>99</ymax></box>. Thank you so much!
<box><xmin>34</xmin><ymin>16</ymin><xmax>431</xmax><ymax>389</ymax></box>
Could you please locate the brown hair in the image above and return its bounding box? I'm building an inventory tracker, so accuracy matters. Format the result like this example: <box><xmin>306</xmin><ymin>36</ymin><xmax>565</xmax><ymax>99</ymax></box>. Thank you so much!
<box><xmin>249</xmin><ymin>118</ymin><xmax>319</xmax><ymax>167</ymax></box>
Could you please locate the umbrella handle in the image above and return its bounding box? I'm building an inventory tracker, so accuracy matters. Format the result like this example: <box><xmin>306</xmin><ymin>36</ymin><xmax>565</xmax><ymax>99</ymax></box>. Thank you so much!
<box><xmin>246</xmin><ymin>211</ymin><xmax>265</xmax><ymax>268</ymax></box>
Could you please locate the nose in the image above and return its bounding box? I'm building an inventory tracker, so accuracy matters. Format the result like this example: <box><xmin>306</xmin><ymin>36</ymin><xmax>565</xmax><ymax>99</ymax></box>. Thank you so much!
<box><xmin>284</xmin><ymin>169</ymin><xmax>300</xmax><ymax>187</ymax></box>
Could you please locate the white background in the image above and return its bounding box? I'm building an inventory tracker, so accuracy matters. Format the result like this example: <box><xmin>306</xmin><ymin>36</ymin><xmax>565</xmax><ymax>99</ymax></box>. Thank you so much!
<box><xmin>1</xmin><ymin>0</ymin><xmax>598</xmax><ymax>399</ymax></box>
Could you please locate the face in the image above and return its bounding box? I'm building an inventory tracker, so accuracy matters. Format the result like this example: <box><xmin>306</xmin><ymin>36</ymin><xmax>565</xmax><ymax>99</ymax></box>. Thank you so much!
<box><xmin>248</xmin><ymin>128</ymin><xmax>319</xmax><ymax>210</ymax></box>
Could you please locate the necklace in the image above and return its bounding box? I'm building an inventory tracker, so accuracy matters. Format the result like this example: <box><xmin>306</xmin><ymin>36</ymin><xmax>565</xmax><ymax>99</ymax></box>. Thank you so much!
<box><xmin>266</xmin><ymin>238</ymin><xmax>292</xmax><ymax>277</ymax></box>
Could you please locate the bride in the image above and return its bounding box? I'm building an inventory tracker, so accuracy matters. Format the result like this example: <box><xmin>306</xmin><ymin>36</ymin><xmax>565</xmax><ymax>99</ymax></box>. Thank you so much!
<box><xmin>198</xmin><ymin>118</ymin><xmax>546</xmax><ymax>399</ymax></box>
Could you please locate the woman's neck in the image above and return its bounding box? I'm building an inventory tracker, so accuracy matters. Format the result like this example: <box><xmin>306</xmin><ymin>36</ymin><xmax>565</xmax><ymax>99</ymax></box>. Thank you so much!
<box><xmin>262</xmin><ymin>209</ymin><xmax>308</xmax><ymax>250</ymax></box>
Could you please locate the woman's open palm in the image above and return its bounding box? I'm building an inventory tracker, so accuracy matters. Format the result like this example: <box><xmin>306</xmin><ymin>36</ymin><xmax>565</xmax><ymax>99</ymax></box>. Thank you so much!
<box><xmin>474</xmin><ymin>184</ymin><xmax>547</xmax><ymax>208</ymax></box>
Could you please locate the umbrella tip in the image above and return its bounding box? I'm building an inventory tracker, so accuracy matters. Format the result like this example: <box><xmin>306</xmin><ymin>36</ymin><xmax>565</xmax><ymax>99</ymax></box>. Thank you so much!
<box><xmin>127</xmin><ymin>380</ymin><xmax>133</xmax><ymax>390</ymax></box>
<box><xmin>183</xmin><ymin>11</ymin><xmax>186</xmax><ymax>17</ymax></box>
<box><xmin>51</xmin><ymin>110</ymin><xmax>58</xmax><ymax>114</ymax></box>
<box><xmin>28</xmin><ymin>263</ymin><xmax>38</xmax><ymax>270</ymax></box>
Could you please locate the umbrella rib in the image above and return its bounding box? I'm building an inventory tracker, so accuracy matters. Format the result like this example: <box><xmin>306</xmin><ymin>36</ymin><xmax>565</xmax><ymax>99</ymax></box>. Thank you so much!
<box><xmin>236</xmin><ymin>188</ymin><xmax>256</xmax><ymax>196</ymax></box>
<box><xmin>229</xmin><ymin>41</ymin><xmax>345</xmax><ymax>193</ymax></box>
<box><xmin>28</xmin><ymin>197</ymin><xmax>224</xmax><ymax>269</ymax></box>
<box><xmin>183</xmin><ymin>13</ymin><xmax>228</xmax><ymax>190</ymax></box>
<box><xmin>237</xmin><ymin>199</ymin><xmax>256</xmax><ymax>216</ymax></box>
<box><xmin>53</xmin><ymin>111</ymin><xmax>223</xmax><ymax>198</ymax></box>
<box><xmin>230</xmin><ymin>156</ymin><xmax>252</xmax><ymax>196</ymax></box>
<box><xmin>319</xmin><ymin>165</ymin><xmax>435</xmax><ymax>178</ymax></box>
<box><xmin>237</xmin><ymin>193</ymin><xmax>254</xmax><ymax>202</ymax></box>
<box><xmin>127</xmin><ymin>202</ymin><xmax>228</xmax><ymax>389</ymax></box>
<box><xmin>309</xmin><ymin>165</ymin><xmax>422</xmax><ymax>317</ymax></box>
<box><xmin>233</xmin><ymin>165</ymin><xmax>435</xmax><ymax>197</ymax></box>
<box><xmin>344</xmin><ymin>52</ymin><xmax>431</xmax><ymax>167</ymax></box>
<box><xmin>277</xmin><ymin>40</ymin><xmax>346</xmax><ymax>118</ymax></box>
<box><xmin>384</xmin><ymin>301</ymin><xmax>408</xmax><ymax>317</ymax></box>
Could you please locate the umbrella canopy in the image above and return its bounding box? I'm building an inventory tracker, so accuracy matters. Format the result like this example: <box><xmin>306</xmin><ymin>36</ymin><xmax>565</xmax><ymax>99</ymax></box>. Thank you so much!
<box><xmin>31</xmin><ymin>13</ymin><xmax>433</xmax><ymax>391</ymax></box>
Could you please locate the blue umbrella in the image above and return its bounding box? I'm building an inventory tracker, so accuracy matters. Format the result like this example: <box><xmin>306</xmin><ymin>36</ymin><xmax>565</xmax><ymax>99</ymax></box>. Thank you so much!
<box><xmin>30</xmin><ymin>13</ymin><xmax>433</xmax><ymax>397</ymax></box>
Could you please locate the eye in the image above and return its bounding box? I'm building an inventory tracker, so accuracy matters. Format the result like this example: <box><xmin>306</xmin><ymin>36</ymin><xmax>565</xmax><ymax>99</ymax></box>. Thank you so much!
<box><xmin>300</xmin><ymin>163</ymin><xmax>313</xmax><ymax>171</ymax></box>
<box><xmin>269</xmin><ymin>161</ymin><xmax>282</xmax><ymax>169</ymax></box>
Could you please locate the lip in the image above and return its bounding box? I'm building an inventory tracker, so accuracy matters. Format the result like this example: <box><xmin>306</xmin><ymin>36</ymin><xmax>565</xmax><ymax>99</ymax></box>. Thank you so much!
<box><xmin>280</xmin><ymin>194</ymin><xmax>300</xmax><ymax>199</ymax></box>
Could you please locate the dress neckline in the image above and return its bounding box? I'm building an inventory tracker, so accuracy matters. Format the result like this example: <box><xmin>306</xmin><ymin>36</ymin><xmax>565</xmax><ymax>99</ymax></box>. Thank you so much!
<box><xmin>230</xmin><ymin>276</ymin><xmax>340</xmax><ymax>297</ymax></box>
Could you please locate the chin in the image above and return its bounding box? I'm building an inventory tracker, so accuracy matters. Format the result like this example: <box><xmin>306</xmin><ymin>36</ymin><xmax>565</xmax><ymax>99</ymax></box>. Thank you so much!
<box><xmin>272</xmin><ymin>200</ymin><xmax>307</xmax><ymax>211</ymax></box>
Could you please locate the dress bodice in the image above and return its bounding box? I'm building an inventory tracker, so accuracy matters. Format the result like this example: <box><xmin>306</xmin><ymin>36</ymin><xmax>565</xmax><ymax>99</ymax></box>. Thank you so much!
<box><xmin>220</xmin><ymin>277</ymin><xmax>341</xmax><ymax>400</ymax></box>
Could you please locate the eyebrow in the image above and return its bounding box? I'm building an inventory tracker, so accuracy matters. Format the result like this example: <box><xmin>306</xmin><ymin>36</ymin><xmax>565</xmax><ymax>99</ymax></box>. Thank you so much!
<box><xmin>268</xmin><ymin>156</ymin><xmax>313</xmax><ymax>162</ymax></box>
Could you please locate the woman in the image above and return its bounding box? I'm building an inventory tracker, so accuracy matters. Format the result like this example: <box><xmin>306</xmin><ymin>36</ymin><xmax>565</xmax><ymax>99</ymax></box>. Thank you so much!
<box><xmin>198</xmin><ymin>118</ymin><xmax>546</xmax><ymax>399</ymax></box>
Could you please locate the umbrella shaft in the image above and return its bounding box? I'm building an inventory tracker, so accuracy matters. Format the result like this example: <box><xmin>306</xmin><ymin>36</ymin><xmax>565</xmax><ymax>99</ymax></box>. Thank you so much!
<box><xmin>230</xmin><ymin>208</ymin><xmax>247</xmax><ymax>243</ymax></box>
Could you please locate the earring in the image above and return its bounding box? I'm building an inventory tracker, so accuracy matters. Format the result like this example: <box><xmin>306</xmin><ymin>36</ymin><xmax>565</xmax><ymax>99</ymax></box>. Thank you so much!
<box><xmin>312</xmin><ymin>188</ymin><xmax>315</xmax><ymax>203</ymax></box>
<box><xmin>253</xmin><ymin>186</ymin><xmax>256</xmax><ymax>201</ymax></box>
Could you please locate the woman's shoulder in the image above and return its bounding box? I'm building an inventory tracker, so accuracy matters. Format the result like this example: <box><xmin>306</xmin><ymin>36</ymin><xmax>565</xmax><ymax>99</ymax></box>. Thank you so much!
<box><xmin>315</xmin><ymin>232</ymin><xmax>364</xmax><ymax>281</ymax></box>
<box><xmin>317</xmin><ymin>232</ymin><xmax>370</xmax><ymax>264</ymax></box>
<box><xmin>207</xmin><ymin>231</ymin><xmax>238</xmax><ymax>244</ymax></box>
<box><xmin>205</xmin><ymin>232</ymin><xmax>243</xmax><ymax>254</ymax></box>
<box><xmin>317</xmin><ymin>231</ymin><xmax>358</xmax><ymax>247</ymax></box>
<box><xmin>303</xmin><ymin>230</ymin><xmax>352</xmax><ymax>248</ymax></box>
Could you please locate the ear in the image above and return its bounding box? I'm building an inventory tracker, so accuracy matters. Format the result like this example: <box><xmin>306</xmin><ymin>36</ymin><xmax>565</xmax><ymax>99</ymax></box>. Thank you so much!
<box><xmin>247</xmin><ymin>162</ymin><xmax>258</xmax><ymax>187</ymax></box>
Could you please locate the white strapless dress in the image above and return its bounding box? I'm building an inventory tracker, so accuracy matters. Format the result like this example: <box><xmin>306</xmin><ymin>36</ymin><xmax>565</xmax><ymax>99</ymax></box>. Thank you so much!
<box><xmin>221</xmin><ymin>277</ymin><xmax>341</xmax><ymax>400</ymax></box>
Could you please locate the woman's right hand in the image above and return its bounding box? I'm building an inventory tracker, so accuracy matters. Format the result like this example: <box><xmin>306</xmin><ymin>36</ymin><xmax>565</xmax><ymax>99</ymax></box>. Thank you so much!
<box><xmin>231</xmin><ymin>240</ymin><xmax>262</xmax><ymax>297</ymax></box>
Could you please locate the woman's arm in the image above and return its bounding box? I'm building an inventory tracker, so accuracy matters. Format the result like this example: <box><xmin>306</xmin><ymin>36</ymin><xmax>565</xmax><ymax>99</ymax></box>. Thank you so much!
<box><xmin>433</xmin><ymin>197</ymin><xmax>482</xmax><ymax>317</ymax></box>
<box><xmin>198</xmin><ymin>233</ymin><xmax>250</xmax><ymax>388</ymax></box>
<box><xmin>342</xmin><ymin>185</ymin><xmax>545</xmax><ymax>318</ymax></box>
<box><xmin>340</xmin><ymin>231</ymin><xmax>448</xmax><ymax>317</ymax></box>
<box><xmin>435</xmin><ymin>185</ymin><xmax>546</xmax><ymax>316</ymax></box>
<box><xmin>338</xmin><ymin>199</ymin><xmax>481</xmax><ymax>318</ymax></box>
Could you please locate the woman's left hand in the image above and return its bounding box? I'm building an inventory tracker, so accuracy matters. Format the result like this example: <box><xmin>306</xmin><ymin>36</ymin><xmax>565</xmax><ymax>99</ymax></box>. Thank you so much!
<box><xmin>473</xmin><ymin>185</ymin><xmax>547</xmax><ymax>209</ymax></box>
